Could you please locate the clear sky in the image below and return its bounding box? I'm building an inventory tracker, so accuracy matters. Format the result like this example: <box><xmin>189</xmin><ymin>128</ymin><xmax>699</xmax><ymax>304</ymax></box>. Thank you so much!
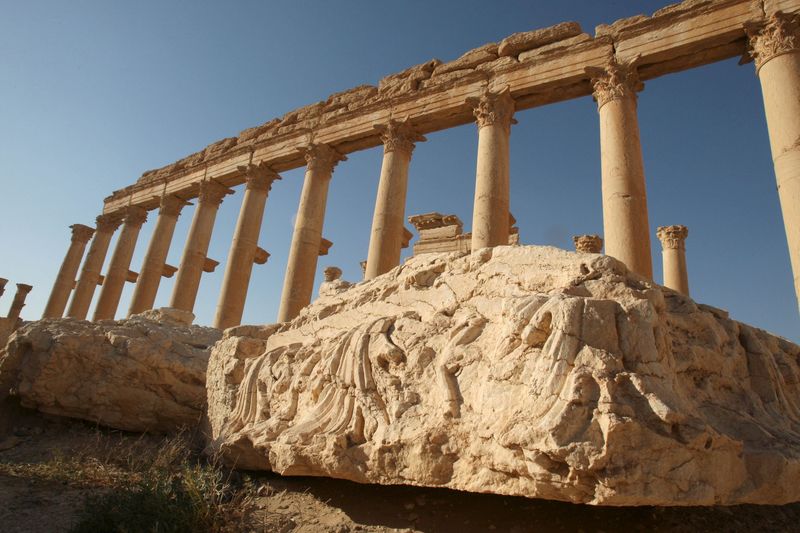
<box><xmin>1</xmin><ymin>0</ymin><xmax>798</xmax><ymax>343</ymax></box>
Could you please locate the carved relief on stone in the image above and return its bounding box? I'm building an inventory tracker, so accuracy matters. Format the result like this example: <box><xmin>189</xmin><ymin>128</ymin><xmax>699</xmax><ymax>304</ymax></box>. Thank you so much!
<box><xmin>158</xmin><ymin>194</ymin><xmax>189</xmax><ymax>217</ymax></box>
<box><xmin>301</xmin><ymin>143</ymin><xmax>347</xmax><ymax>175</ymax></box>
<box><xmin>573</xmin><ymin>234</ymin><xmax>603</xmax><ymax>254</ymax></box>
<box><xmin>70</xmin><ymin>224</ymin><xmax>95</xmax><ymax>244</ymax></box>
<box><xmin>95</xmin><ymin>212</ymin><xmax>124</xmax><ymax>233</ymax></box>
<box><xmin>238</xmin><ymin>161</ymin><xmax>282</xmax><ymax>192</ymax></box>
<box><xmin>656</xmin><ymin>225</ymin><xmax>688</xmax><ymax>250</ymax></box>
<box><xmin>586</xmin><ymin>57</ymin><xmax>643</xmax><ymax>109</ymax></box>
<box><xmin>747</xmin><ymin>12</ymin><xmax>800</xmax><ymax>71</ymax></box>
<box><xmin>374</xmin><ymin>118</ymin><xmax>426</xmax><ymax>156</ymax></box>
<box><xmin>197</xmin><ymin>179</ymin><xmax>233</xmax><ymax>207</ymax></box>
<box><xmin>466</xmin><ymin>86</ymin><xmax>517</xmax><ymax>132</ymax></box>
<box><xmin>122</xmin><ymin>205</ymin><xmax>148</xmax><ymax>227</ymax></box>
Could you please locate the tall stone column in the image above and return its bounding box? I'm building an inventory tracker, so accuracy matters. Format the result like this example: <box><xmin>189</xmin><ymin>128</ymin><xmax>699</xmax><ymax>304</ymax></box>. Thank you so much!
<box><xmin>589</xmin><ymin>59</ymin><xmax>653</xmax><ymax>279</ymax></box>
<box><xmin>214</xmin><ymin>163</ymin><xmax>281</xmax><ymax>329</ymax></box>
<box><xmin>42</xmin><ymin>224</ymin><xmax>95</xmax><ymax>318</ymax></box>
<box><xmin>7</xmin><ymin>283</ymin><xmax>33</xmax><ymax>322</ymax></box>
<box><xmin>365</xmin><ymin>119</ymin><xmax>425</xmax><ymax>279</ymax></box>
<box><xmin>657</xmin><ymin>225</ymin><xmax>690</xmax><ymax>296</ymax></box>
<box><xmin>278</xmin><ymin>143</ymin><xmax>346</xmax><ymax>322</ymax></box>
<box><xmin>468</xmin><ymin>86</ymin><xmax>516</xmax><ymax>250</ymax></box>
<box><xmin>93</xmin><ymin>206</ymin><xmax>148</xmax><ymax>321</ymax></box>
<box><xmin>128</xmin><ymin>195</ymin><xmax>189</xmax><ymax>316</ymax></box>
<box><xmin>169</xmin><ymin>179</ymin><xmax>232</xmax><ymax>314</ymax></box>
<box><xmin>66</xmin><ymin>213</ymin><xmax>123</xmax><ymax>320</ymax></box>
<box><xmin>749</xmin><ymin>12</ymin><xmax>800</xmax><ymax>312</ymax></box>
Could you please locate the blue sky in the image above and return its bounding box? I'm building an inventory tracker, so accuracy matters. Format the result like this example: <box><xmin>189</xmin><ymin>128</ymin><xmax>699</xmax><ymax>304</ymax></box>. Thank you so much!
<box><xmin>1</xmin><ymin>1</ymin><xmax>798</xmax><ymax>343</ymax></box>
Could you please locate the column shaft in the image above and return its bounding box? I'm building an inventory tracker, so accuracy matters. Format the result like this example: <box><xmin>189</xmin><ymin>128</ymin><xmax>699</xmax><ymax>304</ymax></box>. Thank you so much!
<box><xmin>128</xmin><ymin>195</ymin><xmax>187</xmax><ymax>316</ymax></box>
<box><xmin>169</xmin><ymin>180</ymin><xmax>231</xmax><ymax>314</ymax></box>
<box><xmin>278</xmin><ymin>144</ymin><xmax>345</xmax><ymax>322</ymax></box>
<box><xmin>214</xmin><ymin>164</ymin><xmax>280</xmax><ymax>329</ymax></box>
<box><xmin>66</xmin><ymin>213</ymin><xmax>123</xmax><ymax>319</ymax></box>
<box><xmin>750</xmin><ymin>13</ymin><xmax>800</xmax><ymax>311</ymax></box>
<box><xmin>657</xmin><ymin>225</ymin><xmax>690</xmax><ymax>295</ymax></box>
<box><xmin>365</xmin><ymin>120</ymin><xmax>424</xmax><ymax>279</ymax></box>
<box><xmin>470</xmin><ymin>87</ymin><xmax>515</xmax><ymax>250</ymax></box>
<box><xmin>42</xmin><ymin>224</ymin><xmax>95</xmax><ymax>318</ymax></box>
<box><xmin>7</xmin><ymin>284</ymin><xmax>33</xmax><ymax>322</ymax></box>
<box><xmin>591</xmin><ymin>60</ymin><xmax>653</xmax><ymax>279</ymax></box>
<box><xmin>93</xmin><ymin>206</ymin><xmax>148</xmax><ymax>320</ymax></box>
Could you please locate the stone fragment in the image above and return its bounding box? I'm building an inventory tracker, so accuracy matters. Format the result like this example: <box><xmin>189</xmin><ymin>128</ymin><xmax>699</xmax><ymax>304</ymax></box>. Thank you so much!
<box><xmin>0</xmin><ymin>312</ymin><xmax>221</xmax><ymax>433</ymax></box>
<box><xmin>517</xmin><ymin>34</ymin><xmax>593</xmax><ymax>62</ymax></box>
<box><xmin>325</xmin><ymin>85</ymin><xmax>379</xmax><ymax>112</ymax></box>
<box><xmin>207</xmin><ymin>245</ymin><xmax>800</xmax><ymax>506</ymax></box>
<box><xmin>378</xmin><ymin>60</ymin><xmax>441</xmax><ymax>96</ymax></box>
<box><xmin>433</xmin><ymin>43</ymin><xmax>498</xmax><ymax>76</ymax></box>
<box><xmin>498</xmin><ymin>21</ymin><xmax>583</xmax><ymax>57</ymax></box>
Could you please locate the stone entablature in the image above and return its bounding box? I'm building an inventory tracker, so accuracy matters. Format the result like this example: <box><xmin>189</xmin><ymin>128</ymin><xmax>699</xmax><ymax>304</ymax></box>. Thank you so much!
<box><xmin>102</xmin><ymin>0</ymin><xmax>789</xmax><ymax>213</ymax></box>
<box><xmin>409</xmin><ymin>212</ymin><xmax>518</xmax><ymax>255</ymax></box>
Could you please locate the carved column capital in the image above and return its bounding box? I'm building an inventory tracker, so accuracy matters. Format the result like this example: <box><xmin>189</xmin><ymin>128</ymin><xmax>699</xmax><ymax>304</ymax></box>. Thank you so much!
<box><xmin>747</xmin><ymin>12</ymin><xmax>800</xmax><ymax>71</ymax></box>
<box><xmin>587</xmin><ymin>58</ymin><xmax>644</xmax><ymax>109</ymax></box>
<box><xmin>15</xmin><ymin>283</ymin><xmax>33</xmax><ymax>296</ymax></box>
<box><xmin>374</xmin><ymin>119</ymin><xmax>426</xmax><ymax>155</ymax></box>
<box><xmin>573</xmin><ymin>234</ymin><xmax>603</xmax><ymax>254</ymax></box>
<box><xmin>238</xmin><ymin>161</ymin><xmax>282</xmax><ymax>192</ymax></box>
<box><xmin>198</xmin><ymin>179</ymin><xmax>233</xmax><ymax>207</ymax></box>
<box><xmin>95</xmin><ymin>212</ymin><xmax>124</xmax><ymax>233</ymax></box>
<box><xmin>70</xmin><ymin>224</ymin><xmax>95</xmax><ymax>244</ymax></box>
<box><xmin>467</xmin><ymin>86</ymin><xmax>517</xmax><ymax>132</ymax></box>
<box><xmin>122</xmin><ymin>205</ymin><xmax>148</xmax><ymax>227</ymax></box>
<box><xmin>657</xmin><ymin>225</ymin><xmax>689</xmax><ymax>250</ymax></box>
<box><xmin>301</xmin><ymin>143</ymin><xmax>347</xmax><ymax>175</ymax></box>
<box><xmin>159</xmin><ymin>194</ymin><xmax>189</xmax><ymax>217</ymax></box>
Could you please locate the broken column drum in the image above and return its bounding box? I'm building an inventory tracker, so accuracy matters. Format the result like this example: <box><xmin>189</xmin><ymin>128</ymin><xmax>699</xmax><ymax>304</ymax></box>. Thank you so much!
<box><xmin>42</xmin><ymin>224</ymin><xmax>95</xmax><ymax>319</ymax></box>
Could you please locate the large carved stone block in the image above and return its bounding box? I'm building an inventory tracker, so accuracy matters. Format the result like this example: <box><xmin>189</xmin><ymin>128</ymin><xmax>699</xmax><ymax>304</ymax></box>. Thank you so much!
<box><xmin>207</xmin><ymin>245</ymin><xmax>800</xmax><ymax>506</ymax></box>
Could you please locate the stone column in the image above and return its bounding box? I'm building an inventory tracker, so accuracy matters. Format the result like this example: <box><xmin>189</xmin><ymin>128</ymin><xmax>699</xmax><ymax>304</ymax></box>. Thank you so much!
<box><xmin>66</xmin><ymin>213</ymin><xmax>123</xmax><ymax>320</ymax></box>
<box><xmin>277</xmin><ymin>143</ymin><xmax>346</xmax><ymax>322</ymax></box>
<box><xmin>41</xmin><ymin>224</ymin><xmax>95</xmax><ymax>318</ymax></box>
<box><xmin>213</xmin><ymin>163</ymin><xmax>281</xmax><ymax>329</ymax></box>
<box><xmin>657</xmin><ymin>225</ymin><xmax>689</xmax><ymax>295</ymax></box>
<box><xmin>93</xmin><ymin>206</ymin><xmax>148</xmax><ymax>320</ymax></box>
<box><xmin>364</xmin><ymin>119</ymin><xmax>425</xmax><ymax>280</ymax></box>
<box><xmin>169</xmin><ymin>179</ymin><xmax>233</xmax><ymax>314</ymax></box>
<box><xmin>7</xmin><ymin>283</ymin><xmax>33</xmax><ymax>322</ymax></box>
<box><xmin>468</xmin><ymin>86</ymin><xmax>516</xmax><ymax>250</ymax></box>
<box><xmin>589</xmin><ymin>59</ymin><xmax>653</xmax><ymax>279</ymax></box>
<box><xmin>127</xmin><ymin>195</ymin><xmax>189</xmax><ymax>316</ymax></box>
<box><xmin>749</xmin><ymin>13</ymin><xmax>800</xmax><ymax>312</ymax></box>
<box><xmin>573</xmin><ymin>234</ymin><xmax>603</xmax><ymax>254</ymax></box>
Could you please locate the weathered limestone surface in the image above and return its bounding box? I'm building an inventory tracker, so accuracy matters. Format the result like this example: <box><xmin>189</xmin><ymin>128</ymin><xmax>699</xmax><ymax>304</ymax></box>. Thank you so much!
<box><xmin>0</xmin><ymin>309</ymin><xmax>221</xmax><ymax>433</ymax></box>
<box><xmin>207</xmin><ymin>245</ymin><xmax>800</xmax><ymax>506</ymax></box>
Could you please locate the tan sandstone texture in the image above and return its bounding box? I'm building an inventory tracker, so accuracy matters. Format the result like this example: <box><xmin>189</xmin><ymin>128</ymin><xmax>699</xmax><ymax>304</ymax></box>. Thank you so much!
<box><xmin>207</xmin><ymin>245</ymin><xmax>800</xmax><ymax>506</ymax></box>
<box><xmin>0</xmin><ymin>308</ymin><xmax>221</xmax><ymax>433</ymax></box>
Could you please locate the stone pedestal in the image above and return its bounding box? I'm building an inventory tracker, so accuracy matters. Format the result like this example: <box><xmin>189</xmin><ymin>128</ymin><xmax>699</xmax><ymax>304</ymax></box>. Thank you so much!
<box><xmin>170</xmin><ymin>180</ymin><xmax>232</xmax><ymax>314</ymax></box>
<box><xmin>573</xmin><ymin>234</ymin><xmax>603</xmax><ymax>254</ymax></box>
<box><xmin>66</xmin><ymin>213</ymin><xmax>124</xmax><ymax>320</ymax></box>
<box><xmin>7</xmin><ymin>283</ymin><xmax>32</xmax><ymax>322</ymax></box>
<box><xmin>657</xmin><ymin>225</ymin><xmax>689</xmax><ymax>295</ymax></box>
<box><xmin>749</xmin><ymin>13</ymin><xmax>800</xmax><ymax>312</ymax></box>
<box><xmin>278</xmin><ymin>144</ymin><xmax>345</xmax><ymax>322</ymax></box>
<box><xmin>214</xmin><ymin>163</ymin><xmax>281</xmax><ymax>329</ymax></box>
<box><xmin>93</xmin><ymin>206</ymin><xmax>148</xmax><ymax>320</ymax></box>
<box><xmin>42</xmin><ymin>224</ymin><xmax>95</xmax><ymax>318</ymax></box>
<box><xmin>468</xmin><ymin>87</ymin><xmax>516</xmax><ymax>250</ymax></box>
<box><xmin>589</xmin><ymin>59</ymin><xmax>653</xmax><ymax>279</ymax></box>
<box><xmin>128</xmin><ymin>195</ymin><xmax>189</xmax><ymax>316</ymax></box>
<box><xmin>365</xmin><ymin>120</ymin><xmax>425</xmax><ymax>280</ymax></box>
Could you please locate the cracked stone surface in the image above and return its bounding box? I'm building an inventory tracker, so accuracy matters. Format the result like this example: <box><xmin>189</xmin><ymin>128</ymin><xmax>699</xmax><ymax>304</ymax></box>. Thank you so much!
<box><xmin>0</xmin><ymin>310</ymin><xmax>221</xmax><ymax>433</ymax></box>
<box><xmin>207</xmin><ymin>245</ymin><xmax>800</xmax><ymax>506</ymax></box>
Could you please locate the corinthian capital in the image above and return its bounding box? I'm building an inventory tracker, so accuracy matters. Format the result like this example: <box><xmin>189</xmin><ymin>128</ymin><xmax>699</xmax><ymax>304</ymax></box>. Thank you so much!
<box><xmin>95</xmin><ymin>212</ymin><xmax>124</xmax><ymax>233</ymax></box>
<box><xmin>301</xmin><ymin>143</ymin><xmax>347</xmax><ymax>175</ymax></box>
<box><xmin>374</xmin><ymin>119</ymin><xmax>426</xmax><ymax>155</ymax></box>
<box><xmin>158</xmin><ymin>194</ymin><xmax>190</xmax><ymax>217</ymax></box>
<box><xmin>573</xmin><ymin>234</ymin><xmax>603</xmax><ymax>254</ymax></box>
<box><xmin>238</xmin><ymin>161</ymin><xmax>282</xmax><ymax>192</ymax></box>
<box><xmin>657</xmin><ymin>225</ymin><xmax>689</xmax><ymax>250</ymax></box>
<box><xmin>586</xmin><ymin>57</ymin><xmax>643</xmax><ymax>109</ymax></box>
<box><xmin>122</xmin><ymin>205</ymin><xmax>148</xmax><ymax>227</ymax></box>
<box><xmin>467</xmin><ymin>86</ymin><xmax>517</xmax><ymax>132</ymax></box>
<box><xmin>747</xmin><ymin>12</ymin><xmax>800</xmax><ymax>71</ymax></box>
<box><xmin>70</xmin><ymin>224</ymin><xmax>95</xmax><ymax>244</ymax></box>
<box><xmin>198</xmin><ymin>179</ymin><xmax>233</xmax><ymax>207</ymax></box>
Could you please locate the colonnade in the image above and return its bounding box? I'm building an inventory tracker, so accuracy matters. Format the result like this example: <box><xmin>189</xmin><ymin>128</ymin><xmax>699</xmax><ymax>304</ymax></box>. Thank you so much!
<box><xmin>41</xmin><ymin>13</ymin><xmax>800</xmax><ymax>325</ymax></box>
